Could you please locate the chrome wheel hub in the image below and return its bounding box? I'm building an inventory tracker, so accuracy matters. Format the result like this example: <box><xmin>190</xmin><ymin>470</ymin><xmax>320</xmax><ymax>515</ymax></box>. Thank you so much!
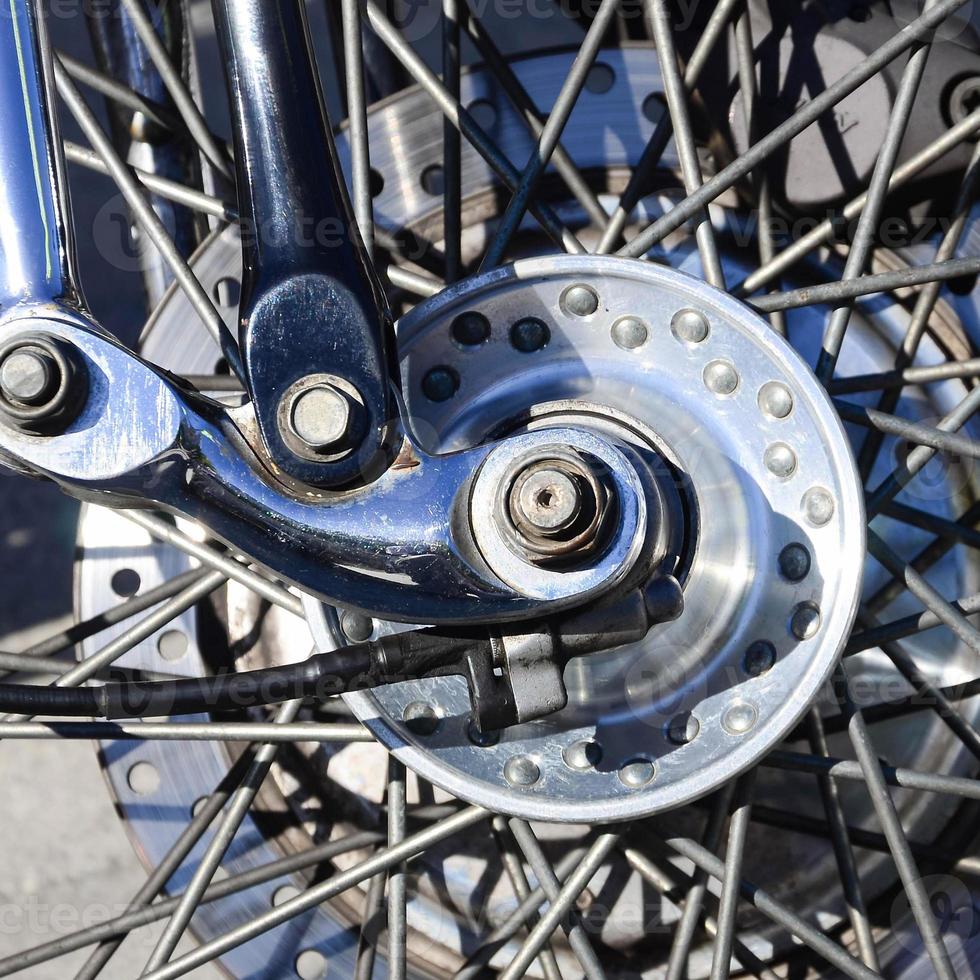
<box><xmin>299</xmin><ymin>254</ymin><xmax>866</xmax><ymax>822</ymax></box>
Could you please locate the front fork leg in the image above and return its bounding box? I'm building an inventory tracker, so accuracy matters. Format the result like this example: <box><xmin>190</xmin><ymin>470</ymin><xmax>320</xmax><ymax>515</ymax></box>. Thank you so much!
<box><xmin>0</xmin><ymin>0</ymin><xmax>81</xmax><ymax>311</ymax></box>
<box><xmin>211</xmin><ymin>0</ymin><xmax>399</xmax><ymax>489</ymax></box>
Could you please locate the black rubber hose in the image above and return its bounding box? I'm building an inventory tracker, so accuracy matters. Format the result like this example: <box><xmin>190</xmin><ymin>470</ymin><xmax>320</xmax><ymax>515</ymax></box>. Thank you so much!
<box><xmin>0</xmin><ymin>629</ymin><xmax>475</xmax><ymax>720</ymax></box>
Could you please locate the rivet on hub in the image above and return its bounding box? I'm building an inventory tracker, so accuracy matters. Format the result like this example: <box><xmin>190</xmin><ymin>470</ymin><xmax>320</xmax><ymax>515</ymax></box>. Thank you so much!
<box><xmin>611</xmin><ymin>316</ymin><xmax>648</xmax><ymax>350</ymax></box>
<box><xmin>722</xmin><ymin>701</ymin><xmax>758</xmax><ymax>735</ymax></box>
<box><xmin>666</xmin><ymin>713</ymin><xmax>700</xmax><ymax>745</ymax></box>
<box><xmin>510</xmin><ymin>317</ymin><xmax>550</xmax><ymax>353</ymax></box>
<box><xmin>764</xmin><ymin>442</ymin><xmax>797</xmax><ymax>480</ymax></box>
<box><xmin>451</xmin><ymin>311</ymin><xmax>490</xmax><ymax>346</ymax></box>
<box><xmin>618</xmin><ymin>758</ymin><xmax>655</xmax><ymax>788</ymax></box>
<box><xmin>403</xmin><ymin>702</ymin><xmax>440</xmax><ymax>736</ymax></box>
<box><xmin>743</xmin><ymin>640</ymin><xmax>776</xmax><ymax>676</ymax></box>
<box><xmin>758</xmin><ymin>381</ymin><xmax>794</xmax><ymax>419</ymax></box>
<box><xmin>561</xmin><ymin>283</ymin><xmax>599</xmax><ymax>317</ymax></box>
<box><xmin>802</xmin><ymin>487</ymin><xmax>835</xmax><ymax>527</ymax></box>
<box><xmin>467</xmin><ymin>717</ymin><xmax>499</xmax><ymax>747</ymax></box>
<box><xmin>791</xmin><ymin>601</ymin><xmax>822</xmax><ymax>640</ymax></box>
<box><xmin>422</xmin><ymin>366</ymin><xmax>459</xmax><ymax>402</ymax></box>
<box><xmin>563</xmin><ymin>739</ymin><xmax>602</xmax><ymax>771</ymax></box>
<box><xmin>504</xmin><ymin>755</ymin><xmax>540</xmax><ymax>787</ymax></box>
<box><xmin>670</xmin><ymin>308</ymin><xmax>709</xmax><ymax>344</ymax></box>
<box><xmin>778</xmin><ymin>543</ymin><xmax>811</xmax><ymax>582</ymax></box>
<box><xmin>340</xmin><ymin>611</ymin><xmax>374</xmax><ymax>642</ymax></box>
<box><xmin>703</xmin><ymin>359</ymin><xmax>739</xmax><ymax>396</ymax></box>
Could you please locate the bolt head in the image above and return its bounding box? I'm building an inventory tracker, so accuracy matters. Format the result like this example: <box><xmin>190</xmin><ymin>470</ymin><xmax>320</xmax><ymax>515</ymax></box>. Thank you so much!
<box><xmin>0</xmin><ymin>348</ymin><xmax>57</xmax><ymax>405</ymax></box>
<box><xmin>289</xmin><ymin>384</ymin><xmax>351</xmax><ymax>451</ymax></box>
<box><xmin>515</xmin><ymin>468</ymin><xmax>582</xmax><ymax>533</ymax></box>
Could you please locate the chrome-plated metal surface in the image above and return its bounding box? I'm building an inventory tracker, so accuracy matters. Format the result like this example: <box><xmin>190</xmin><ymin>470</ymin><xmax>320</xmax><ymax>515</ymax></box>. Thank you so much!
<box><xmin>0</xmin><ymin>310</ymin><xmax>643</xmax><ymax>624</ymax></box>
<box><xmin>63</xmin><ymin>32</ymin><xmax>980</xmax><ymax>980</ymax></box>
<box><xmin>0</xmin><ymin>0</ymin><xmax>78</xmax><ymax>308</ymax></box>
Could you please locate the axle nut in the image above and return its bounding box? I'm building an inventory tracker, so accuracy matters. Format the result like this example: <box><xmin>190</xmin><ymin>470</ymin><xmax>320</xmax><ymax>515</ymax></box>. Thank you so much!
<box><xmin>506</xmin><ymin>453</ymin><xmax>614</xmax><ymax>567</ymax></box>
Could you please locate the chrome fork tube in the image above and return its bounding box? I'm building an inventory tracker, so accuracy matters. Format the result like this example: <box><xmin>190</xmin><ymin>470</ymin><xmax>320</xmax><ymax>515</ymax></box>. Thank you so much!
<box><xmin>0</xmin><ymin>0</ymin><xmax>79</xmax><ymax>310</ymax></box>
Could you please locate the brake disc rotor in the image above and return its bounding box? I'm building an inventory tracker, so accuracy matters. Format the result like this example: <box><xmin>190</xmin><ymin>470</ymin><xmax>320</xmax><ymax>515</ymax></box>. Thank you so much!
<box><xmin>75</xmin><ymin>44</ymin><xmax>980</xmax><ymax>979</ymax></box>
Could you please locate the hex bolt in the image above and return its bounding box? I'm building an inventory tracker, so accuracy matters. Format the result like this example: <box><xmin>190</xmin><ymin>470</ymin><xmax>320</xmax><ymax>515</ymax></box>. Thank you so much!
<box><xmin>515</xmin><ymin>468</ymin><xmax>582</xmax><ymax>533</ymax></box>
<box><xmin>289</xmin><ymin>384</ymin><xmax>352</xmax><ymax>451</ymax></box>
<box><xmin>0</xmin><ymin>348</ymin><xmax>58</xmax><ymax>405</ymax></box>
<box><xmin>0</xmin><ymin>335</ymin><xmax>87</xmax><ymax>433</ymax></box>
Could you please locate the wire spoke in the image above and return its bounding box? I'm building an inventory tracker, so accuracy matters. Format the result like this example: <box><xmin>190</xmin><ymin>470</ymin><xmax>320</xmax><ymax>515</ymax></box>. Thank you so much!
<box><xmin>832</xmin><ymin>664</ymin><xmax>957</xmax><ymax>980</ymax></box>
<box><xmin>508</xmin><ymin>817</ymin><xmax>608</xmax><ymax>980</ymax></box>
<box><xmin>0</xmin><ymin>830</ymin><xmax>384</xmax><ymax>977</ymax></box>
<box><xmin>443</xmin><ymin>0</ymin><xmax>463</xmax><ymax>281</ymax></box>
<box><xmin>732</xmin><ymin>9</ymin><xmax>784</xmax><ymax>333</ymax></box>
<box><xmin>645</xmin><ymin>0</ymin><xmax>724</xmax><ymax>288</ymax></box>
<box><xmin>363</xmin><ymin>0</ymin><xmax>587</xmax><ymax>256</ymax></box>
<box><xmin>855</xmin><ymin>137</ymin><xmax>980</xmax><ymax>479</ymax></box>
<box><xmin>141</xmin><ymin>701</ymin><xmax>303</xmax><ymax>972</ymax></box>
<box><xmin>73</xmin><ymin>750</ymin><xmax>257</xmax><ymax>980</ymax></box>
<box><xmin>497</xmin><ymin>831</ymin><xmax>619</xmax><ymax>980</ymax></box>
<box><xmin>0</xmin><ymin>569</ymin><xmax>227</xmax><ymax>725</ymax></box>
<box><xmin>480</xmin><ymin>0</ymin><xmax>621</xmax><ymax>269</ymax></box>
<box><xmin>116</xmin><ymin>0</ymin><xmax>234</xmax><ymax>180</ymax></box>
<box><xmin>453</xmin><ymin>847</ymin><xmax>588</xmax><ymax>980</ymax></box>
<box><xmin>140</xmin><ymin>806</ymin><xmax>489</xmax><ymax>980</ymax></box>
<box><xmin>708</xmin><ymin>773</ymin><xmax>755</xmax><ymax>980</ymax></box>
<box><xmin>595</xmin><ymin>0</ymin><xmax>740</xmax><ymax>254</ymax></box>
<box><xmin>621</xmin><ymin>844</ymin><xmax>781</xmax><ymax>980</ymax></box>
<box><xmin>386</xmin><ymin>757</ymin><xmax>408</xmax><ymax>980</ymax></box>
<box><xmin>619</xmin><ymin>0</ymin><xmax>971</xmax><ymax>260</ymax></box>
<box><xmin>664</xmin><ymin>781</ymin><xmax>737</xmax><ymax>980</ymax></box>
<box><xmin>749</xmin><ymin>255</ymin><xmax>980</xmax><ymax>313</ymax></box>
<box><xmin>659</xmin><ymin>831</ymin><xmax>880</xmax><ymax>980</ymax></box>
<box><xmin>867</xmin><ymin>499</ymin><xmax>980</xmax><ymax>612</ymax></box>
<box><xmin>342</xmin><ymin>0</ymin><xmax>374</xmax><ymax>257</ymax></box>
<box><xmin>867</xmin><ymin>529</ymin><xmax>980</xmax><ymax>654</ymax></box>
<box><xmin>805</xmin><ymin>711</ymin><xmax>881</xmax><ymax>971</ymax></box>
<box><xmin>54</xmin><ymin>62</ymin><xmax>244</xmax><ymax>379</ymax></box>
<box><xmin>123</xmin><ymin>511</ymin><xmax>303</xmax><ymax>617</ymax></box>
<box><xmin>835</xmin><ymin>398</ymin><xmax>980</xmax><ymax>460</ymax></box>
<box><xmin>58</xmin><ymin>50</ymin><xmax>180</xmax><ymax>133</ymax></box>
<box><xmin>459</xmin><ymin>1</ymin><xmax>608</xmax><ymax>231</ymax></box>
<box><xmin>815</xmin><ymin>0</ymin><xmax>939</xmax><ymax>383</ymax></box>
<box><xmin>490</xmin><ymin>817</ymin><xmax>563</xmax><ymax>980</ymax></box>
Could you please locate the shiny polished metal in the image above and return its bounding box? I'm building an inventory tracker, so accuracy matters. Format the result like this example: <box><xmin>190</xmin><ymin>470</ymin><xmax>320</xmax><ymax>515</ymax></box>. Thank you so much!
<box><xmin>6</xmin><ymin>1</ymin><xmax>980</xmax><ymax>979</ymax></box>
